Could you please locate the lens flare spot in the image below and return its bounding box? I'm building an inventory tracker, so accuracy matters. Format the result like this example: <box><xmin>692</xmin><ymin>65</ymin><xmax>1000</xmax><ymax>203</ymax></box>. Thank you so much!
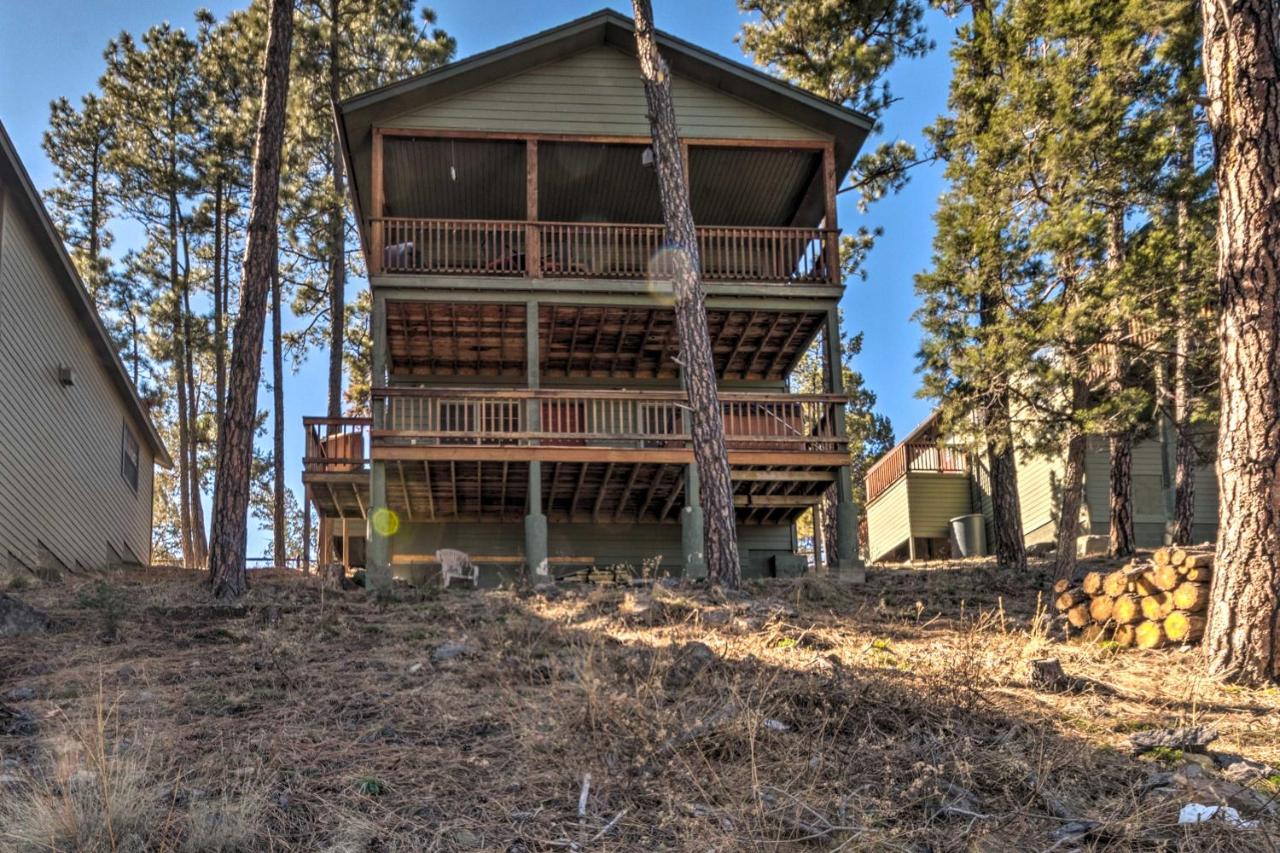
<box><xmin>371</xmin><ymin>507</ymin><xmax>400</xmax><ymax>537</ymax></box>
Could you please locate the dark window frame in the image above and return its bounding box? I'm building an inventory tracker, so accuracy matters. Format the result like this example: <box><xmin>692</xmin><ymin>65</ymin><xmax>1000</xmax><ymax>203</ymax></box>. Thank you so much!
<box><xmin>120</xmin><ymin>422</ymin><xmax>140</xmax><ymax>493</ymax></box>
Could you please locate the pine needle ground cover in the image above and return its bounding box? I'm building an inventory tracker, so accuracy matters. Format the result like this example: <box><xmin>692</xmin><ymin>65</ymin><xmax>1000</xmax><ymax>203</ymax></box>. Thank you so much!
<box><xmin>1</xmin><ymin>561</ymin><xmax>1277</xmax><ymax>851</ymax></box>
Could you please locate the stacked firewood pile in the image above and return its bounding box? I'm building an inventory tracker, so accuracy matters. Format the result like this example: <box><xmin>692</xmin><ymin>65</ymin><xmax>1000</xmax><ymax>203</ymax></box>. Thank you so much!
<box><xmin>1053</xmin><ymin>546</ymin><xmax>1214</xmax><ymax>648</ymax></box>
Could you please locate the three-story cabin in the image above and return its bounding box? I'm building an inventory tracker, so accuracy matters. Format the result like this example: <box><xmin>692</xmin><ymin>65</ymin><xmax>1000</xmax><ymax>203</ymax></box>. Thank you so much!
<box><xmin>302</xmin><ymin>9</ymin><xmax>872</xmax><ymax>585</ymax></box>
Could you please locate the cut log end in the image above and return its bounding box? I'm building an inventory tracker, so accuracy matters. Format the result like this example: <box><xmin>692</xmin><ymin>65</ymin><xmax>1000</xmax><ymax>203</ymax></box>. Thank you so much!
<box><xmin>1165</xmin><ymin>611</ymin><xmax>1206</xmax><ymax>643</ymax></box>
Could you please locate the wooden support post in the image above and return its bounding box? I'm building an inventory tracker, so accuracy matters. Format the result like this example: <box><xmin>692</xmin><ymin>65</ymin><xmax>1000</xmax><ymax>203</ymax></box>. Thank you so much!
<box><xmin>826</xmin><ymin>307</ymin><xmax>864</xmax><ymax>581</ymax></box>
<box><xmin>526</xmin><ymin>460</ymin><xmax>548</xmax><ymax>579</ymax></box>
<box><xmin>367</xmin><ymin>292</ymin><xmax>392</xmax><ymax>591</ymax></box>
<box><xmin>524</xmin><ymin>299</ymin><xmax>547</xmax><ymax>579</ymax></box>
<box><xmin>822</xmin><ymin>143</ymin><xmax>840</xmax><ymax>285</ymax></box>
<box><xmin>681</xmin><ymin>463</ymin><xmax>707</xmax><ymax>579</ymax></box>
<box><xmin>371</xmin><ymin>129</ymin><xmax>385</xmax><ymax>275</ymax></box>
<box><xmin>527</xmin><ymin>139</ymin><xmax>541</xmax><ymax>278</ymax></box>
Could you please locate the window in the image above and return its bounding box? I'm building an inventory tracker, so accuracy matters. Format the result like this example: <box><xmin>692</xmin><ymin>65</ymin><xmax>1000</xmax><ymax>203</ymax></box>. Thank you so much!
<box><xmin>121</xmin><ymin>423</ymin><xmax>139</xmax><ymax>492</ymax></box>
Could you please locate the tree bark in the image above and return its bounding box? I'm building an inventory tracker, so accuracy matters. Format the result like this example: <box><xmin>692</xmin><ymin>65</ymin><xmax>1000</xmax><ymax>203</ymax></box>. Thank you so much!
<box><xmin>209</xmin><ymin>0</ymin><xmax>294</xmax><ymax>600</ymax></box>
<box><xmin>180</xmin><ymin>225</ymin><xmax>208</xmax><ymax>567</ymax></box>
<box><xmin>988</xmin><ymin>438</ymin><xmax>1025</xmax><ymax>570</ymax></box>
<box><xmin>213</xmin><ymin>178</ymin><xmax>226</xmax><ymax>472</ymax></box>
<box><xmin>631</xmin><ymin>0</ymin><xmax>741</xmax><ymax>587</ymax></box>
<box><xmin>1108</xmin><ymin>434</ymin><xmax>1135</xmax><ymax>557</ymax></box>
<box><xmin>272</xmin><ymin>258</ymin><xmax>286</xmax><ymax>569</ymax></box>
<box><xmin>326</xmin><ymin>0</ymin><xmax>346</xmax><ymax>418</ymax></box>
<box><xmin>1105</xmin><ymin>207</ymin><xmax>1135</xmax><ymax>559</ymax></box>
<box><xmin>1054</xmin><ymin>427</ymin><xmax>1088</xmax><ymax>581</ymax></box>
<box><xmin>1200</xmin><ymin>0</ymin><xmax>1280</xmax><ymax>683</ymax></box>
<box><xmin>170</xmin><ymin>190</ymin><xmax>193</xmax><ymax>568</ymax></box>
<box><xmin>1172</xmin><ymin>193</ymin><xmax>1196</xmax><ymax>545</ymax></box>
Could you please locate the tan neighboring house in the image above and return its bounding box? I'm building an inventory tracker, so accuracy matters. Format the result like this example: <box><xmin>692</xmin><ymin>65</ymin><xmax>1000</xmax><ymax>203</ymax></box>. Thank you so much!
<box><xmin>0</xmin><ymin>120</ymin><xmax>170</xmax><ymax>577</ymax></box>
<box><xmin>864</xmin><ymin>410</ymin><xmax>1218</xmax><ymax>563</ymax></box>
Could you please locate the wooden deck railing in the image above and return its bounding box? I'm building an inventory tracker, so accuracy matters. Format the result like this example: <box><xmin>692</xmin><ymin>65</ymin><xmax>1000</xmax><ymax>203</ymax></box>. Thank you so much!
<box><xmin>370</xmin><ymin>388</ymin><xmax>850</xmax><ymax>452</ymax></box>
<box><xmin>371</xmin><ymin>218</ymin><xmax>837</xmax><ymax>284</ymax></box>
<box><xmin>864</xmin><ymin>442</ymin><xmax>969</xmax><ymax>505</ymax></box>
<box><xmin>303</xmin><ymin>416</ymin><xmax>372</xmax><ymax>472</ymax></box>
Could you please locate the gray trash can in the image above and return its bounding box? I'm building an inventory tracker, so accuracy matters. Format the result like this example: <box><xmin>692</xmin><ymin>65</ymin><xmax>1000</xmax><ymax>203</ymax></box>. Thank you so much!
<box><xmin>950</xmin><ymin>513</ymin><xmax>988</xmax><ymax>558</ymax></box>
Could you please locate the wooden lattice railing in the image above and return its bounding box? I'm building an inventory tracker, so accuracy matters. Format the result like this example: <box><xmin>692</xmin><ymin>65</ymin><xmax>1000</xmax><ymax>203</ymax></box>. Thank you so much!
<box><xmin>371</xmin><ymin>218</ymin><xmax>837</xmax><ymax>284</ymax></box>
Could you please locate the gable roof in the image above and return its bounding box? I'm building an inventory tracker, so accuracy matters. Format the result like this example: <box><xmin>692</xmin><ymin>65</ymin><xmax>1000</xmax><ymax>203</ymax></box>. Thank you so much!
<box><xmin>0</xmin><ymin>120</ymin><xmax>172</xmax><ymax>467</ymax></box>
<box><xmin>336</xmin><ymin>8</ymin><xmax>874</xmax><ymax>240</ymax></box>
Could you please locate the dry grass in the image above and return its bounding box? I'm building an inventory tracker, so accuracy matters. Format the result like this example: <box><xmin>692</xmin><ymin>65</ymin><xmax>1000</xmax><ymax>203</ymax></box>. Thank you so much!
<box><xmin>1</xmin><ymin>557</ymin><xmax>1278</xmax><ymax>851</ymax></box>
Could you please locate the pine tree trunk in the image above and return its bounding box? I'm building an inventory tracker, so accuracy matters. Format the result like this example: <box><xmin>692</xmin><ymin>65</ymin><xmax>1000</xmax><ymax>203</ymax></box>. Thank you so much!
<box><xmin>213</xmin><ymin>178</ymin><xmax>226</xmax><ymax>470</ymax></box>
<box><xmin>209</xmin><ymin>0</ymin><xmax>294</xmax><ymax>600</ymax></box>
<box><xmin>1108</xmin><ymin>434</ymin><xmax>1135</xmax><ymax>557</ymax></box>
<box><xmin>1105</xmin><ymin>207</ymin><xmax>1135</xmax><ymax>559</ymax></box>
<box><xmin>326</xmin><ymin>0</ymin><xmax>346</xmax><ymax>419</ymax></box>
<box><xmin>272</xmin><ymin>259</ymin><xmax>286</xmax><ymax>569</ymax></box>
<box><xmin>1200</xmin><ymin>0</ymin><xmax>1280</xmax><ymax>683</ymax></box>
<box><xmin>180</xmin><ymin>229</ymin><xmax>208</xmax><ymax>567</ymax></box>
<box><xmin>631</xmin><ymin>0</ymin><xmax>741</xmax><ymax>587</ymax></box>
<box><xmin>174</xmin><ymin>352</ymin><xmax>194</xmax><ymax>567</ymax></box>
<box><xmin>1053</xmin><ymin>428</ymin><xmax>1087</xmax><ymax>580</ymax></box>
<box><xmin>1172</xmin><ymin>194</ymin><xmax>1196</xmax><ymax>545</ymax></box>
<box><xmin>988</xmin><ymin>437</ymin><xmax>1025</xmax><ymax>570</ymax></box>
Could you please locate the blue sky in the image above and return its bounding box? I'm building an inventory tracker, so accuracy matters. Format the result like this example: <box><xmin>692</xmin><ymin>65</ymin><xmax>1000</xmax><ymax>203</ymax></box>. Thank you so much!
<box><xmin>0</xmin><ymin>0</ymin><xmax>955</xmax><ymax>555</ymax></box>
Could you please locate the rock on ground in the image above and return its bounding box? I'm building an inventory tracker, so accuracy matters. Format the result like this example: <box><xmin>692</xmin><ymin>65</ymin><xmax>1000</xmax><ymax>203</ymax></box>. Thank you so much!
<box><xmin>0</xmin><ymin>593</ymin><xmax>50</xmax><ymax>637</ymax></box>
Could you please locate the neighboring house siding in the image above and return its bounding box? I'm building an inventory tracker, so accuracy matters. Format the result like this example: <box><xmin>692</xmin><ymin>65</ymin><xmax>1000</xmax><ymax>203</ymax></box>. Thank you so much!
<box><xmin>386</xmin><ymin>520</ymin><xmax>792</xmax><ymax>582</ymax></box>
<box><xmin>388</xmin><ymin>47</ymin><xmax>827</xmax><ymax>140</ymax></box>
<box><xmin>1014</xmin><ymin>450</ymin><xmax>1065</xmax><ymax>544</ymax></box>
<box><xmin>866</xmin><ymin>477</ymin><xmax>910</xmax><ymax>562</ymax></box>
<box><xmin>906</xmin><ymin>473</ymin><xmax>972</xmax><ymax>542</ymax></box>
<box><xmin>0</xmin><ymin>191</ymin><xmax>154</xmax><ymax>572</ymax></box>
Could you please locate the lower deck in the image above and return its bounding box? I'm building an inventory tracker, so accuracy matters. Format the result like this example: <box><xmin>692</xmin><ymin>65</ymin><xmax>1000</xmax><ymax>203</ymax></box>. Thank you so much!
<box><xmin>308</xmin><ymin>458</ymin><xmax>838</xmax><ymax>527</ymax></box>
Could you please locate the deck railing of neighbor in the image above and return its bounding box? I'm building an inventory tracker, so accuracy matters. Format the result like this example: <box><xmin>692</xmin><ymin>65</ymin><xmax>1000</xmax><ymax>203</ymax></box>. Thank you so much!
<box><xmin>373</xmin><ymin>218</ymin><xmax>837</xmax><ymax>284</ymax></box>
<box><xmin>864</xmin><ymin>442</ymin><xmax>969</xmax><ymax>504</ymax></box>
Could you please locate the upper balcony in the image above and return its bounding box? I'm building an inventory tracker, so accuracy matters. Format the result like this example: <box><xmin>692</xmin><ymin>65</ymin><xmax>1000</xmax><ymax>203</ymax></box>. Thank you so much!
<box><xmin>364</xmin><ymin>132</ymin><xmax>843</xmax><ymax>288</ymax></box>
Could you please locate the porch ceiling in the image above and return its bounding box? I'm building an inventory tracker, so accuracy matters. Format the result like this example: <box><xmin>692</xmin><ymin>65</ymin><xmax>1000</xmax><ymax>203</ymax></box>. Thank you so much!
<box><xmin>310</xmin><ymin>461</ymin><xmax>832</xmax><ymax>526</ymax></box>
<box><xmin>386</xmin><ymin>301</ymin><xmax>825</xmax><ymax>382</ymax></box>
<box><xmin>379</xmin><ymin>137</ymin><xmax>825</xmax><ymax>228</ymax></box>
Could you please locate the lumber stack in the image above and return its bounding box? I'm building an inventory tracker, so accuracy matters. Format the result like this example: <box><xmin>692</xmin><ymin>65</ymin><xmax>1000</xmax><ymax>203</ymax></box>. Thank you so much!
<box><xmin>1052</xmin><ymin>546</ymin><xmax>1213</xmax><ymax>648</ymax></box>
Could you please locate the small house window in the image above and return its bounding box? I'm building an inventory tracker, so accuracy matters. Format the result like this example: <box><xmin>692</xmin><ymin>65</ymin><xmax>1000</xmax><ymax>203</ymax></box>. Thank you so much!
<box><xmin>120</xmin><ymin>423</ymin><xmax>139</xmax><ymax>492</ymax></box>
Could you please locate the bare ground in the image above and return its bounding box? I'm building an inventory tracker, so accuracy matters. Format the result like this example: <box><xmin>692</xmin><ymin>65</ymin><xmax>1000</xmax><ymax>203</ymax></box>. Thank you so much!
<box><xmin>1</xmin><ymin>558</ymin><xmax>1278</xmax><ymax>852</ymax></box>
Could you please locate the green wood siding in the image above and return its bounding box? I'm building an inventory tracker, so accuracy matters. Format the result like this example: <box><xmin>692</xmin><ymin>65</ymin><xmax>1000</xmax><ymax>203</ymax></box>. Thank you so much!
<box><xmin>866</xmin><ymin>477</ymin><xmax>910</xmax><ymax>562</ymax></box>
<box><xmin>906</xmin><ymin>473</ymin><xmax>973</xmax><ymax>541</ymax></box>
<box><xmin>387</xmin><ymin>47</ymin><xmax>827</xmax><ymax>140</ymax></box>
<box><xmin>0</xmin><ymin>191</ymin><xmax>155</xmax><ymax>572</ymax></box>
<box><xmin>1014</xmin><ymin>450</ymin><xmax>1066</xmax><ymax>544</ymax></box>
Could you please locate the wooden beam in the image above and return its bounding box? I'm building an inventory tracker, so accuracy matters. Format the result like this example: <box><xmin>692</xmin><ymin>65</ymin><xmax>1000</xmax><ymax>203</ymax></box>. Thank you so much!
<box><xmin>593</xmin><ymin>462</ymin><xmax>615</xmax><ymax>522</ymax></box>
<box><xmin>733</xmin><ymin>469</ymin><xmax>836</xmax><ymax>482</ymax></box>
<box><xmin>637</xmin><ymin>464</ymin><xmax>668</xmax><ymax>521</ymax></box>
<box><xmin>450</xmin><ymin>461</ymin><xmax>459</xmax><ymax>518</ymax></box>
<box><xmin>422</xmin><ymin>461</ymin><xmax>435</xmax><ymax>519</ymax></box>
<box><xmin>766</xmin><ymin>313</ymin><xmax>812</xmax><ymax>378</ymax></box>
<box><xmin>723</xmin><ymin>311</ymin><xmax>760</xmax><ymax>378</ymax></box>
<box><xmin>398</xmin><ymin>460</ymin><xmax>415</xmax><ymax>521</ymax></box>
<box><xmin>371</xmin><ymin>128</ymin><xmax>384</xmax><ymax>274</ymax></box>
<box><xmin>613</xmin><ymin>463</ymin><xmax>643</xmax><ymax>521</ymax></box>
<box><xmin>527</xmin><ymin>138</ymin><xmax>541</xmax><ymax>278</ymax></box>
<box><xmin>659</xmin><ymin>473</ymin><xmax>687</xmax><ymax>522</ymax></box>
<box><xmin>376</xmin><ymin>128</ymin><xmax>828</xmax><ymax>150</ymax></box>
<box><xmin>745</xmin><ymin>312</ymin><xmax>786</xmax><ymax>379</ymax></box>
<box><xmin>569</xmin><ymin>463</ymin><xmax>590</xmax><ymax>518</ymax></box>
<box><xmin>733</xmin><ymin>494</ymin><xmax>820</xmax><ymax>508</ymax></box>
<box><xmin>374</xmin><ymin>445</ymin><xmax>851</xmax><ymax>467</ymax></box>
<box><xmin>499</xmin><ymin>460</ymin><xmax>509</xmax><ymax>521</ymax></box>
<box><xmin>822</xmin><ymin>143</ymin><xmax>840</xmax><ymax>285</ymax></box>
<box><xmin>609</xmin><ymin>308</ymin><xmax>633</xmax><ymax>378</ymax></box>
